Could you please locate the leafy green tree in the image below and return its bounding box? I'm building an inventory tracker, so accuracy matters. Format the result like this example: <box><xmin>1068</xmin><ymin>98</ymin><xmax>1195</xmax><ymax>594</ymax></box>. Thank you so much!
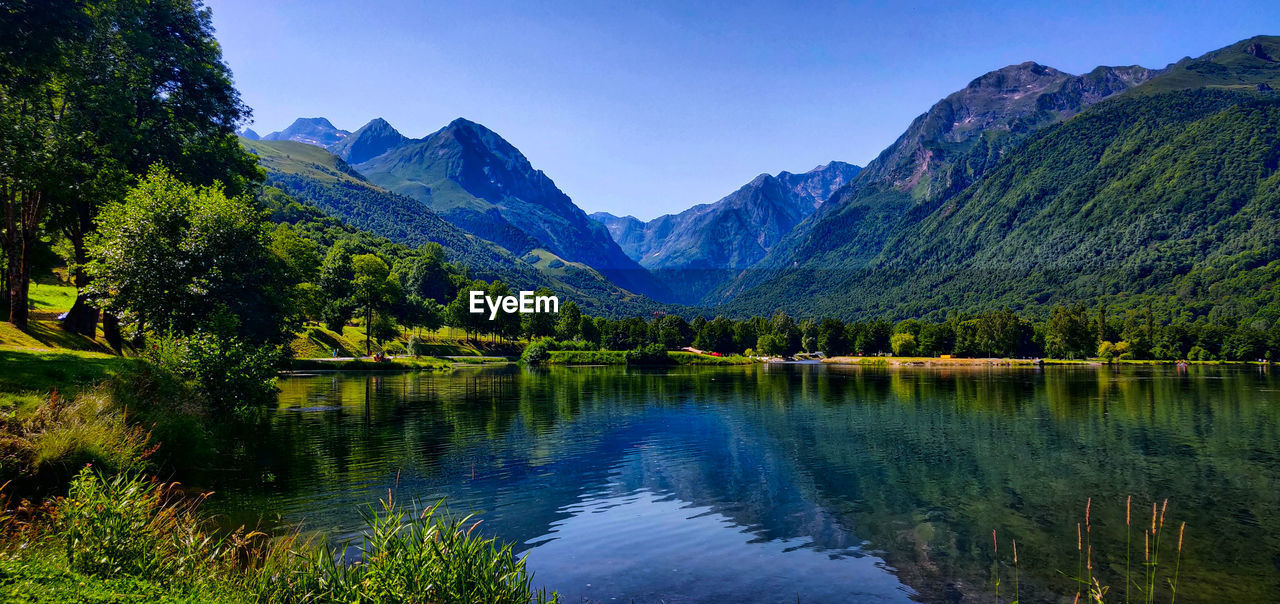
<box><xmin>1044</xmin><ymin>305</ymin><xmax>1095</xmax><ymax>359</ymax></box>
<box><xmin>521</xmin><ymin>288</ymin><xmax>558</xmax><ymax>339</ymax></box>
<box><xmin>351</xmin><ymin>254</ymin><xmax>401</xmax><ymax>355</ymax></box>
<box><xmin>86</xmin><ymin>167</ymin><xmax>289</xmax><ymax>344</ymax></box>
<box><xmin>486</xmin><ymin>280</ymin><xmax>522</xmax><ymax>341</ymax></box>
<box><xmin>400</xmin><ymin>243</ymin><xmax>454</xmax><ymax>304</ymax></box>
<box><xmin>918</xmin><ymin>322</ymin><xmax>956</xmax><ymax>356</ymax></box>
<box><xmin>656</xmin><ymin>315</ymin><xmax>693</xmax><ymax>350</ymax></box>
<box><xmin>890</xmin><ymin>332</ymin><xmax>918</xmax><ymax>357</ymax></box>
<box><xmin>44</xmin><ymin>0</ymin><xmax>260</xmax><ymax>335</ymax></box>
<box><xmin>694</xmin><ymin>316</ymin><xmax>735</xmax><ymax>353</ymax></box>
<box><xmin>578</xmin><ymin>315</ymin><xmax>601</xmax><ymax>346</ymax></box>
<box><xmin>769</xmin><ymin>312</ymin><xmax>801</xmax><ymax>355</ymax></box>
<box><xmin>817</xmin><ymin>318</ymin><xmax>847</xmax><ymax>355</ymax></box>
<box><xmin>556</xmin><ymin>301</ymin><xmax>581</xmax><ymax>341</ymax></box>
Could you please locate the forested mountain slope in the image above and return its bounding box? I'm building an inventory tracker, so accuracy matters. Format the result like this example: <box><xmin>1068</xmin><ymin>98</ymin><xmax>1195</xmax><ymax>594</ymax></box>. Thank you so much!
<box><xmin>353</xmin><ymin>118</ymin><xmax>673</xmax><ymax>301</ymax></box>
<box><xmin>241</xmin><ymin>138</ymin><xmax>661</xmax><ymax>316</ymax></box>
<box><xmin>718</xmin><ymin>36</ymin><xmax>1280</xmax><ymax>323</ymax></box>
<box><xmin>590</xmin><ymin>162</ymin><xmax>860</xmax><ymax>304</ymax></box>
<box><xmin>720</xmin><ymin>88</ymin><xmax>1280</xmax><ymax>322</ymax></box>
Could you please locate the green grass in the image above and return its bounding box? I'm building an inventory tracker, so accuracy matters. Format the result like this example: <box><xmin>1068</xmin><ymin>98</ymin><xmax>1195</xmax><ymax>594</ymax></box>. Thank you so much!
<box><xmin>0</xmin><ymin>350</ymin><xmax>140</xmax><ymax>415</ymax></box>
<box><xmin>27</xmin><ymin>282</ymin><xmax>78</xmax><ymax>315</ymax></box>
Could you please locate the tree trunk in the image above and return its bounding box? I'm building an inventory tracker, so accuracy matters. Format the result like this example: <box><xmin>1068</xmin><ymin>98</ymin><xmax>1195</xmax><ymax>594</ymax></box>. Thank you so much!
<box><xmin>102</xmin><ymin>311</ymin><xmax>122</xmax><ymax>353</ymax></box>
<box><xmin>61</xmin><ymin>218</ymin><xmax>99</xmax><ymax>336</ymax></box>
<box><xmin>5</xmin><ymin>188</ymin><xmax>40</xmax><ymax>331</ymax></box>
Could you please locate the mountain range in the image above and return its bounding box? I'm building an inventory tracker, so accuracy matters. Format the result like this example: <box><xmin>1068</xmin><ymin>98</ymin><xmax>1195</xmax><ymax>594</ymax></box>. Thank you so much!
<box><xmin>247</xmin><ymin>34</ymin><xmax>1280</xmax><ymax>324</ymax></box>
<box><xmin>591</xmin><ymin>161</ymin><xmax>860</xmax><ymax>304</ymax></box>
<box><xmin>719</xmin><ymin>34</ymin><xmax>1280</xmax><ymax>320</ymax></box>
<box><xmin>239</xmin><ymin>137</ymin><xmax>660</xmax><ymax>317</ymax></box>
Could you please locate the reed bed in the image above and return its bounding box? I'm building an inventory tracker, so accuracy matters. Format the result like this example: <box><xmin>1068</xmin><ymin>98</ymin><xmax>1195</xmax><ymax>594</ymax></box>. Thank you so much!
<box><xmin>991</xmin><ymin>496</ymin><xmax>1186</xmax><ymax>603</ymax></box>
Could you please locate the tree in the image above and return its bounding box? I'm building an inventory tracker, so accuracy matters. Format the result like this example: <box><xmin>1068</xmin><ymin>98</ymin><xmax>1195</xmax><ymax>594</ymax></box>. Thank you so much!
<box><xmin>556</xmin><ymin>301</ymin><xmax>581</xmax><ymax>341</ymax></box>
<box><xmin>0</xmin><ymin>0</ymin><xmax>90</xmax><ymax>329</ymax></box>
<box><xmin>486</xmin><ymin>280</ymin><xmax>522</xmax><ymax>341</ymax></box>
<box><xmin>318</xmin><ymin>243</ymin><xmax>356</xmax><ymax>332</ymax></box>
<box><xmin>769</xmin><ymin>312</ymin><xmax>801</xmax><ymax>355</ymax></box>
<box><xmin>695</xmin><ymin>316</ymin><xmax>735</xmax><ymax>353</ymax></box>
<box><xmin>400</xmin><ymin>243</ymin><xmax>454</xmax><ymax>304</ymax></box>
<box><xmin>890</xmin><ymin>332</ymin><xmax>918</xmax><ymax>357</ymax></box>
<box><xmin>918</xmin><ymin>322</ymin><xmax>956</xmax><ymax>357</ymax></box>
<box><xmin>817</xmin><ymin>318</ymin><xmax>847</xmax><ymax>356</ymax></box>
<box><xmin>1044</xmin><ymin>304</ymin><xmax>1095</xmax><ymax>359</ymax></box>
<box><xmin>351</xmin><ymin>254</ymin><xmax>401</xmax><ymax>355</ymax></box>
<box><xmin>85</xmin><ymin>166</ymin><xmax>289</xmax><ymax>344</ymax></box>
<box><xmin>521</xmin><ymin>288</ymin><xmax>558</xmax><ymax>339</ymax></box>
<box><xmin>657</xmin><ymin>315</ymin><xmax>693</xmax><ymax>350</ymax></box>
<box><xmin>11</xmin><ymin>0</ymin><xmax>261</xmax><ymax>335</ymax></box>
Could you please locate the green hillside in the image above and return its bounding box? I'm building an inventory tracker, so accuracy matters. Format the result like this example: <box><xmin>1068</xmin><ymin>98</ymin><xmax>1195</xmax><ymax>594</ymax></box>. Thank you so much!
<box><xmin>241</xmin><ymin>139</ymin><xmax>661</xmax><ymax>317</ymax></box>
<box><xmin>722</xmin><ymin>87</ymin><xmax>1280</xmax><ymax>324</ymax></box>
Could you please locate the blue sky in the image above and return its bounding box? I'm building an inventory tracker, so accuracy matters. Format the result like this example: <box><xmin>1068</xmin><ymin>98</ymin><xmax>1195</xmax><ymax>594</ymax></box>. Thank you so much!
<box><xmin>207</xmin><ymin>0</ymin><xmax>1278</xmax><ymax>220</ymax></box>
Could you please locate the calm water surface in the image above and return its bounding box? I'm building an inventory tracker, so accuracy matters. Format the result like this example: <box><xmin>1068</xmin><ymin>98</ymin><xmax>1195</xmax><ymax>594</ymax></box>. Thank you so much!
<box><xmin>203</xmin><ymin>364</ymin><xmax>1280</xmax><ymax>602</ymax></box>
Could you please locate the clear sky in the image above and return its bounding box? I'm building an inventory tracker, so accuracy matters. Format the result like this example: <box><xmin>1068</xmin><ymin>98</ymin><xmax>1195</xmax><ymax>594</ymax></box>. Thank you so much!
<box><xmin>207</xmin><ymin>0</ymin><xmax>1278</xmax><ymax>220</ymax></box>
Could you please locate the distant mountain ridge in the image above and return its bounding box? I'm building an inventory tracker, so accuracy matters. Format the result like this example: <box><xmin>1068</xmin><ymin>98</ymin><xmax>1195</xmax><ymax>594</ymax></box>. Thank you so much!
<box><xmin>263</xmin><ymin>117</ymin><xmax>351</xmax><ymax>146</ymax></box>
<box><xmin>591</xmin><ymin>161</ymin><xmax>861</xmax><ymax>304</ymax></box>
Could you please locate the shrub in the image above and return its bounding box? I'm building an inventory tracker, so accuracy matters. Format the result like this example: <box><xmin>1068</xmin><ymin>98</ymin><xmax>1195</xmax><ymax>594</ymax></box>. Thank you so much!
<box><xmin>257</xmin><ymin>499</ymin><xmax>558</xmax><ymax>603</ymax></box>
<box><xmin>521</xmin><ymin>337</ymin><xmax>555</xmax><ymax>365</ymax></box>
<box><xmin>625</xmin><ymin>344</ymin><xmax>672</xmax><ymax>365</ymax></box>
<box><xmin>56</xmin><ymin>468</ymin><xmax>241</xmax><ymax>586</ymax></box>
<box><xmin>26</xmin><ymin>389</ymin><xmax>153</xmax><ymax>479</ymax></box>
<box><xmin>148</xmin><ymin>330</ymin><xmax>280</xmax><ymax>412</ymax></box>
<box><xmin>407</xmin><ymin>335</ymin><xmax>425</xmax><ymax>357</ymax></box>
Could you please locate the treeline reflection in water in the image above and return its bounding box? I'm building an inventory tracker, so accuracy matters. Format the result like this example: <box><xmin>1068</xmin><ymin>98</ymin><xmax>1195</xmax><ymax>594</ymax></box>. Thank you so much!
<box><xmin>202</xmin><ymin>364</ymin><xmax>1280</xmax><ymax>602</ymax></box>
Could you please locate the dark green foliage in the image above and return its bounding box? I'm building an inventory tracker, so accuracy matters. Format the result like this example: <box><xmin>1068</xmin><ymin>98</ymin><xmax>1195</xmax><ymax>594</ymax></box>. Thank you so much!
<box><xmin>625</xmin><ymin>343</ymin><xmax>673</xmax><ymax>365</ymax></box>
<box><xmin>87</xmin><ymin>167</ymin><xmax>292</xmax><ymax>346</ymax></box>
<box><xmin>246</xmin><ymin>139</ymin><xmax>662</xmax><ymax>318</ymax></box>
<box><xmin>520</xmin><ymin>337</ymin><xmax>555</xmax><ymax>365</ymax></box>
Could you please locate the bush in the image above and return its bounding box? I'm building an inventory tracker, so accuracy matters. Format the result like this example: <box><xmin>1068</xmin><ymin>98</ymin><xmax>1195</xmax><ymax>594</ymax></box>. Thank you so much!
<box><xmin>148</xmin><ymin>330</ymin><xmax>280</xmax><ymax>412</ymax></box>
<box><xmin>257</xmin><ymin>499</ymin><xmax>557</xmax><ymax>603</ymax></box>
<box><xmin>407</xmin><ymin>335</ymin><xmax>425</xmax><ymax>357</ymax></box>
<box><xmin>520</xmin><ymin>337</ymin><xmax>555</xmax><ymax>365</ymax></box>
<box><xmin>625</xmin><ymin>344</ymin><xmax>672</xmax><ymax>365</ymax></box>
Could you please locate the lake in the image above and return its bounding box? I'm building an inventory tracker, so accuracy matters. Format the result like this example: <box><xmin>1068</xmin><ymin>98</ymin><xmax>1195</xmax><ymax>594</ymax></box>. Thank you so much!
<box><xmin>204</xmin><ymin>364</ymin><xmax>1280</xmax><ymax>602</ymax></box>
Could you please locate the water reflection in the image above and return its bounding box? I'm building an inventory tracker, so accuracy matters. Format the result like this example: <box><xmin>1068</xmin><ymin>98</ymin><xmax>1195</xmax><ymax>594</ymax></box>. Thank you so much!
<box><xmin>203</xmin><ymin>365</ymin><xmax>1280</xmax><ymax>602</ymax></box>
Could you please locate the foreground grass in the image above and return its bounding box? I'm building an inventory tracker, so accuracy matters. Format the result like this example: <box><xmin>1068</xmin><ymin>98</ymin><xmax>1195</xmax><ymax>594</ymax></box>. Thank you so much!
<box><xmin>0</xmin><ymin>469</ymin><xmax>558</xmax><ymax>603</ymax></box>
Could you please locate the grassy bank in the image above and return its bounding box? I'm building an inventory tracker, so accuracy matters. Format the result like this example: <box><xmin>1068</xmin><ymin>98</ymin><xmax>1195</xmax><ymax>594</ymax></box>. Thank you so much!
<box><xmin>546</xmin><ymin>350</ymin><xmax>755</xmax><ymax>365</ymax></box>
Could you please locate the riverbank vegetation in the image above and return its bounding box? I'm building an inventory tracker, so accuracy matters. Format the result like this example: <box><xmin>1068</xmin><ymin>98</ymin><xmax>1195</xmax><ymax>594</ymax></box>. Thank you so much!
<box><xmin>0</xmin><ymin>468</ymin><xmax>557</xmax><ymax>603</ymax></box>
